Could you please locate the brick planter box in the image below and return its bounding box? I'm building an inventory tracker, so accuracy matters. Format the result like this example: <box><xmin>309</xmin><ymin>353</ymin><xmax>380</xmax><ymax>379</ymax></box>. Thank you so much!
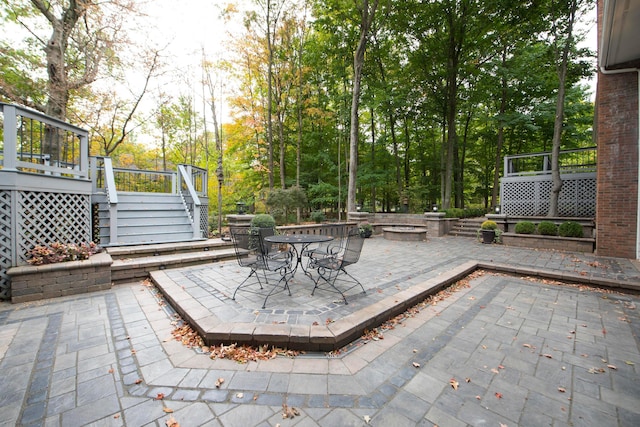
<box><xmin>7</xmin><ymin>252</ymin><xmax>113</xmax><ymax>303</ymax></box>
<box><xmin>501</xmin><ymin>233</ymin><xmax>595</xmax><ymax>253</ymax></box>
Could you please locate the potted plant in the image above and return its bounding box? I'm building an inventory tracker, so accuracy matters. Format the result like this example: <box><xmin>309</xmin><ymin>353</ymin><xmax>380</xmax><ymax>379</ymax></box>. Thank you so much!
<box><xmin>479</xmin><ymin>220</ymin><xmax>498</xmax><ymax>244</ymax></box>
<box><xmin>359</xmin><ymin>221</ymin><xmax>373</xmax><ymax>238</ymax></box>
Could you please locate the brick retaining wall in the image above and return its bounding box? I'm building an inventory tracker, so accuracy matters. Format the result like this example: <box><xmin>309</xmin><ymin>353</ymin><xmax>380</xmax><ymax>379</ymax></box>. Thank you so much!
<box><xmin>7</xmin><ymin>252</ymin><xmax>112</xmax><ymax>303</ymax></box>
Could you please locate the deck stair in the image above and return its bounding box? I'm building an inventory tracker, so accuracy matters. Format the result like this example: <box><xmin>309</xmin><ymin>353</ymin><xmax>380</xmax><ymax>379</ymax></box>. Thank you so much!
<box><xmin>449</xmin><ymin>217</ymin><xmax>486</xmax><ymax>238</ymax></box>
<box><xmin>107</xmin><ymin>239</ymin><xmax>236</xmax><ymax>284</ymax></box>
<box><xmin>96</xmin><ymin>193</ymin><xmax>199</xmax><ymax>246</ymax></box>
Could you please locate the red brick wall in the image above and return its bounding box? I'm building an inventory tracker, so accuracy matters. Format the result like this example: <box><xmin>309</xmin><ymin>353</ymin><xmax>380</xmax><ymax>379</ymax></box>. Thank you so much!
<box><xmin>596</xmin><ymin>2</ymin><xmax>639</xmax><ymax>259</ymax></box>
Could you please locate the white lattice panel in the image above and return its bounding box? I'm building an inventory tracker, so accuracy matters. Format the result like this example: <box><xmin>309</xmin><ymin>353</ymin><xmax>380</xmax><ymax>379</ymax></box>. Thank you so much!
<box><xmin>501</xmin><ymin>174</ymin><xmax>596</xmax><ymax>217</ymax></box>
<box><xmin>0</xmin><ymin>190</ymin><xmax>12</xmax><ymax>299</ymax></box>
<box><xmin>200</xmin><ymin>205</ymin><xmax>209</xmax><ymax>237</ymax></box>
<box><xmin>17</xmin><ymin>191</ymin><xmax>91</xmax><ymax>264</ymax></box>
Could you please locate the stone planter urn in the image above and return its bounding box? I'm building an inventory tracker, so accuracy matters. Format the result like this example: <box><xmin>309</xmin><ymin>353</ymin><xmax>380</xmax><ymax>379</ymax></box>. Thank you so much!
<box><xmin>481</xmin><ymin>229</ymin><xmax>496</xmax><ymax>244</ymax></box>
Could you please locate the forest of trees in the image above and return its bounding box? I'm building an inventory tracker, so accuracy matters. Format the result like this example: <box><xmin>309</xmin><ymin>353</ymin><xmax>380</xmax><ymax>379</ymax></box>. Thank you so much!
<box><xmin>0</xmin><ymin>0</ymin><xmax>595</xmax><ymax>221</ymax></box>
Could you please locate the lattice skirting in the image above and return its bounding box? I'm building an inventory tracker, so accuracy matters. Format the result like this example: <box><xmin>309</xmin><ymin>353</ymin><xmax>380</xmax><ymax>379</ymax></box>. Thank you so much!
<box><xmin>200</xmin><ymin>204</ymin><xmax>209</xmax><ymax>237</ymax></box>
<box><xmin>0</xmin><ymin>189</ymin><xmax>92</xmax><ymax>300</ymax></box>
<box><xmin>501</xmin><ymin>176</ymin><xmax>596</xmax><ymax>217</ymax></box>
<box><xmin>0</xmin><ymin>190</ymin><xmax>12</xmax><ymax>300</ymax></box>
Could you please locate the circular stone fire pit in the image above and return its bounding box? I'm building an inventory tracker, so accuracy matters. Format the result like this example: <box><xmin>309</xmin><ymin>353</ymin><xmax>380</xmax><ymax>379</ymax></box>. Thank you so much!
<box><xmin>382</xmin><ymin>226</ymin><xmax>428</xmax><ymax>242</ymax></box>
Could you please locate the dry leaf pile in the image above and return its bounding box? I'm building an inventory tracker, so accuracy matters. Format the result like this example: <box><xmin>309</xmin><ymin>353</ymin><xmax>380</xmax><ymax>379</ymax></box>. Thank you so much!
<box><xmin>209</xmin><ymin>343</ymin><xmax>300</xmax><ymax>363</ymax></box>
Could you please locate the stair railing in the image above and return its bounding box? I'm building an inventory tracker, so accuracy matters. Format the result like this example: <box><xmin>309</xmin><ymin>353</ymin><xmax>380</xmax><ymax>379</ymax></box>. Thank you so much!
<box><xmin>177</xmin><ymin>164</ymin><xmax>204</xmax><ymax>239</ymax></box>
<box><xmin>91</xmin><ymin>156</ymin><xmax>119</xmax><ymax>243</ymax></box>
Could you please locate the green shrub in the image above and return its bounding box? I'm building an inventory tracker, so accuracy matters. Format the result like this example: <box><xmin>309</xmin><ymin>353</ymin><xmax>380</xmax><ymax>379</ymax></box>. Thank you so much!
<box><xmin>537</xmin><ymin>221</ymin><xmax>558</xmax><ymax>236</ymax></box>
<box><xmin>514</xmin><ymin>221</ymin><xmax>536</xmax><ymax>234</ymax></box>
<box><xmin>481</xmin><ymin>220</ymin><xmax>498</xmax><ymax>230</ymax></box>
<box><xmin>443</xmin><ymin>207</ymin><xmax>485</xmax><ymax>218</ymax></box>
<box><xmin>250</xmin><ymin>213</ymin><xmax>276</xmax><ymax>229</ymax></box>
<box><xmin>310</xmin><ymin>211</ymin><xmax>326</xmax><ymax>223</ymax></box>
<box><xmin>558</xmin><ymin>221</ymin><xmax>583</xmax><ymax>238</ymax></box>
<box><xmin>444</xmin><ymin>208</ymin><xmax>464</xmax><ymax>218</ymax></box>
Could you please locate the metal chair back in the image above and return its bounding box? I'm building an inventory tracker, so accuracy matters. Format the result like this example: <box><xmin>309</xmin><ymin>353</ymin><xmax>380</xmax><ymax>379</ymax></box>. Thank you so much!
<box><xmin>341</xmin><ymin>229</ymin><xmax>365</xmax><ymax>267</ymax></box>
<box><xmin>230</xmin><ymin>227</ymin><xmax>259</xmax><ymax>268</ymax></box>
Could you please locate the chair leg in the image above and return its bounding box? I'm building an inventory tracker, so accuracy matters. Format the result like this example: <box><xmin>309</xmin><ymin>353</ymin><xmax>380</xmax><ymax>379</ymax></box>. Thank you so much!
<box><xmin>340</xmin><ymin>269</ymin><xmax>366</xmax><ymax>294</ymax></box>
<box><xmin>312</xmin><ymin>269</ymin><xmax>348</xmax><ymax>304</ymax></box>
<box><xmin>260</xmin><ymin>273</ymin><xmax>292</xmax><ymax>309</ymax></box>
<box><xmin>311</xmin><ymin>268</ymin><xmax>365</xmax><ymax>305</ymax></box>
<box><xmin>232</xmin><ymin>268</ymin><xmax>263</xmax><ymax>301</ymax></box>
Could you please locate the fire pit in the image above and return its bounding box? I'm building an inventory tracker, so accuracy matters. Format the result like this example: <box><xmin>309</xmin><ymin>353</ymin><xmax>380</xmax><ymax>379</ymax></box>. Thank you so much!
<box><xmin>382</xmin><ymin>226</ymin><xmax>428</xmax><ymax>242</ymax></box>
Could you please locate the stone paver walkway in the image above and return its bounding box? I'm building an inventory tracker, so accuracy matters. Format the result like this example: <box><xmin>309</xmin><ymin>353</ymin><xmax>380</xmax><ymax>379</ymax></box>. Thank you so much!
<box><xmin>1</xmin><ymin>236</ymin><xmax>639</xmax><ymax>426</ymax></box>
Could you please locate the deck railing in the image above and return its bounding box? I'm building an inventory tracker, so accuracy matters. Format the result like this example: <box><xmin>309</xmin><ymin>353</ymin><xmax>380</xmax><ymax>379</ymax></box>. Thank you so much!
<box><xmin>1</xmin><ymin>102</ymin><xmax>89</xmax><ymax>179</ymax></box>
<box><xmin>504</xmin><ymin>147</ymin><xmax>597</xmax><ymax>177</ymax></box>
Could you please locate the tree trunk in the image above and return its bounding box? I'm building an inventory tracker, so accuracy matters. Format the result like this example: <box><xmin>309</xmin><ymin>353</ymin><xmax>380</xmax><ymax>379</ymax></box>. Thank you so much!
<box><xmin>347</xmin><ymin>0</ymin><xmax>379</xmax><ymax>213</ymax></box>
<box><xmin>548</xmin><ymin>0</ymin><xmax>577</xmax><ymax>217</ymax></box>
<box><xmin>491</xmin><ymin>46</ymin><xmax>508</xmax><ymax>210</ymax></box>
<box><xmin>266</xmin><ymin>2</ymin><xmax>275</xmax><ymax>190</ymax></box>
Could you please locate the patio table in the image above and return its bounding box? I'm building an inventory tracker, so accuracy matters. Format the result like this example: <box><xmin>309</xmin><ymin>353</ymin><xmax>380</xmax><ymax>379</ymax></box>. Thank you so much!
<box><xmin>264</xmin><ymin>234</ymin><xmax>333</xmax><ymax>278</ymax></box>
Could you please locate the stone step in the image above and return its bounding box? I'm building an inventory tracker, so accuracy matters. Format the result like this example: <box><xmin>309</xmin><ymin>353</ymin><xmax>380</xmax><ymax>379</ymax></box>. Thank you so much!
<box><xmin>107</xmin><ymin>238</ymin><xmax>236</xmax><ymax>284</ymax></box>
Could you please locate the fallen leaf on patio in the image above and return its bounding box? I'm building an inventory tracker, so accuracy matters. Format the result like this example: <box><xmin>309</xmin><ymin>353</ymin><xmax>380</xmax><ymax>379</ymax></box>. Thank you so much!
<box><xmin>325</xmin><ymin>318</ymin><xmax>334</xmax><ymax>325</ymax></box>
<box><xmin>498</xmin><ymin>365</ymin><xmax>505</xmax><ymax>369</ymax></box>
<box><xmin>364</xmin><ymin>415</ymin><xmax>371</xmax><ymax>424</ymax></box>
<box><xmin>134</xmin><ymin>379</ymin><xmax>143</xmax><ymax>384</ymax></box>
<box><xmin>481</xmin><ymin>345</ymin><xmax>487</xmax><ymax>350</ymax></box>
<box><xmin>558</xmin><ymin>387</ymin><xmax>566</xmax><ymax>393</ymax></box>
<box><xmin>491</xmin><ymin>368</ymin><xmax>500</xmax><ymax>374</ymax></box>
<box><xmin>114</xmin><ymin>414</ymin><xmax>120</xmax><ymax>419</ymax></box>
<box><xmin>412</xmin><ymin>362</ymin><xmax>421</xmax><ymax>368</ymax></box>
<box><xmin>523</xmin><ymin>343</ymin><xmax>534</xmax><ymax>349</ymax></box>
<box><xmin>625</xmin><ymin>361</ymin><xmax>635</xmax><ymax>365</ymax></box>
<box><xmin>588</xmin><ymin>367</ymin><xmax>605</xmax><ymax>374</ymax></box>
<box><xmin>312</xmin><ymin>321</ymin><xmax>319</xmax><ymax>326</ymax></box>
<box><xmin>236</xmin><ymin>393</ymin><xmax>244</xmax><ymax>399</ymax></box>
<box><xmin>468</xmin><ymin>296</ymin><xmax>476</xmax><ymax>300</ymax></box>
<box><xmin>450</xmin><ymin>378</ymin><xmax>459</xmax><ymax>390</ymax></box>
<box><xmin>542</xmin><ymin>354</ymin><xmax>553</xmax><ymax>359</ymax></box>
<box><xmin>465</xmin><ymin>378</ymin><xmax>471</xmax><ymax>383</ymax></box>
<box><xmin>254</xmin><ymin>310</ymin><xmax>259</xmax><ymax>315</ymax></box>
<box><xmin>253</xmin><ymin>395</ymin><xmax>258</xmax><ymax>401</ymax></box>
<box><xmin>215</xmin><ymin>377</ymin><xmax>225</xmax><ymax>388</ymax></box>
<box><xmin>282</xmin><ymin>404</ymin><xmax>300</xmax><ymax>418</ymax></box>
<box><xmin>165</xmin><ymin>416</ymin><xmax>180</xmax><ymax>427</ymax></box>
<box><xmin>500</xmin><ymin>424</ymin><xmax>508</xmax><ymax>427</ymax></box>
<box><xmin>607</xmin><ymin>364</ymin><xmax>617</xmax><ymax>370</ymax></box>
<box><xmin>163</xmin><ymin>407</ymin><xmax>174</xmax><ymax>413</ymax></box>
<box><xmin>413</xmin><ymin>349</ymin><xmax>418</xmax><ymax>353</ymax></box>
<box><xmin>476</xmin><ymin>395</ymin><xmax>481</xmax><ymax>400</ymax></box>
<box><xmin>495</xmin><ymin>392</ymin><xmax>503</xmax><ymax>399</ymax></box>
<box><xmin>155</xmin><ymin>393</ymin><xmax>165</xmax><ymax>400</ymax></box>
<box><xmin>602</xmin><ymin>328</ymin><xmax>607</xmax><ymax>335</ymax></box>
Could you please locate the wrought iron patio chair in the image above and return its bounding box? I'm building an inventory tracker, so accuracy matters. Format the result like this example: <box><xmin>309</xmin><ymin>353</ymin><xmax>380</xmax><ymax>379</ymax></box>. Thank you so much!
<box><xmin>229</xmin><ymin>227</ymin><xmax>292</xmax><ymax>309</ymax></box>
<box><xmin>308</xmin><ymin>229</ymin><xmax>366</xmax><ymax>304</ymax></box>
<box><xmin>303</xmin><ymin>227</ymin><xmax>347</xmax><ymax>265</ymax></box>
<box><xmin>256</xmin><ymin>227</ymin><xmax>292</xmax><ymax>261</ymax></box>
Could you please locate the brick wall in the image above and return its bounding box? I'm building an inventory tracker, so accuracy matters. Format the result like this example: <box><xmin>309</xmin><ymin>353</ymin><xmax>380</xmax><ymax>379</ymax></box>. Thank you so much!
<box><xmin>7</xmin><ymin>252</ymin><xmax>112</xmax><ymax>303</ymax></box>
<box><xmin>595</xmin><ymin>0</ymin><xmax>640</xmax><ymax>259</ymax></box>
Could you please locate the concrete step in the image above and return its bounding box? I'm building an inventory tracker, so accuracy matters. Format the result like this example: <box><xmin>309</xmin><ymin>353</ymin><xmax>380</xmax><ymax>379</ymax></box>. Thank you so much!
<box><xmin>449</xmin><ymin>217</ymin><xmax>486</xmax><ymax>238</ymax></box>
<box><xmin>107</xmin><ymin>239</ymin><xmax>236</xmax><ymax>284</ymax></box>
